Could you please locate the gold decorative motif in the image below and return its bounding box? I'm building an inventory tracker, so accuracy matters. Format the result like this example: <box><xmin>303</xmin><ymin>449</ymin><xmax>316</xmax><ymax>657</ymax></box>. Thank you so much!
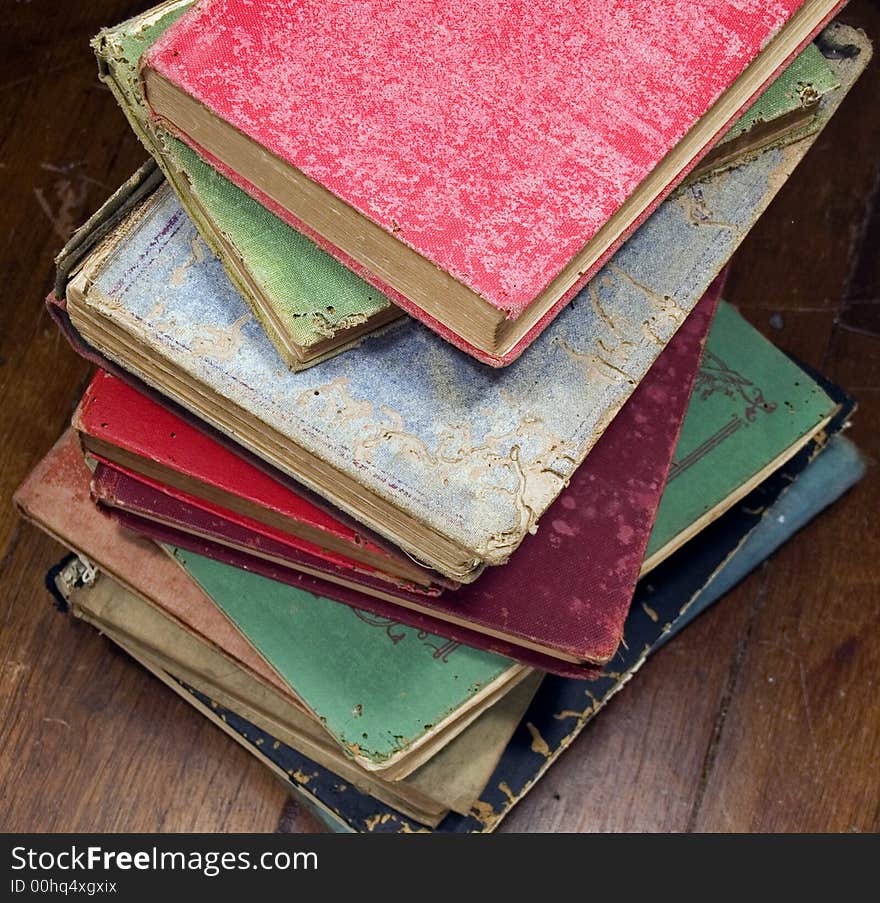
<box><xmin>351</xmin><ymin>610</ymin><xmax>461</xmax><ymax>662</ymax></box>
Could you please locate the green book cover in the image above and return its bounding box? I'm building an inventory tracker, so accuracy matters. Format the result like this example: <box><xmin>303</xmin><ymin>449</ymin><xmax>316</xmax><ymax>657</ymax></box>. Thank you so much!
<box><xmin>723</xmin><ymin>42</ymin><xmax>839</xmax><ymax>144</ymax></box>
<box><xmin>92</xmin><ymin>0</ymin><xmax>396</xmax><ymax>366</ymax></box>
<box><xmin>688</xmin><ymin>41</ymin><xmax>839</xmax><ymax>181</ymax></box>
<box><xmin>645</xmin><ymin>301</ymin><xmax>838</xmax><ymax>566</ymax></box>
<box><xmin>168</xmin><ymin>546</ymin><xmax>520</xmax><ymax>771</ymax></box>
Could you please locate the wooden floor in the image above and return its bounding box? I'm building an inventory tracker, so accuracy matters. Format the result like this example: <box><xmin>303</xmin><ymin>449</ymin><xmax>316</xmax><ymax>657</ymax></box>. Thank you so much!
<box><xmin>1</xmin><ymin>1</ymin><xmax>878</xmax><ymax>833</ymax></box>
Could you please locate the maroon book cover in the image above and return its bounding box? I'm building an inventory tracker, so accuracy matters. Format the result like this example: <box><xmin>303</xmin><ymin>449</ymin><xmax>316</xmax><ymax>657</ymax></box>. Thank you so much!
<box><xmin>91</xmin><ymin>461</ymin><xmax>445</xmax><ymax>599</ymax></box>
<box><xmin>93</xmin><ymin>279</ymin><xmax>722</xmax><ymax>672</ymax></box>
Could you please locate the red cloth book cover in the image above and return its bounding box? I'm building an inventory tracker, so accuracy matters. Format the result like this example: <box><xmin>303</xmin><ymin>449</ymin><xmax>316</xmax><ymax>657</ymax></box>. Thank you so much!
<box><xmin>75</xmin><ymin>369</ymin><xmax>445</xmax><ymax>592</ymax></box>
<box><xmin>11</xmin><ymin>429</ymin><xmax>293</xmax><ymax>698</ymax></box>
<box><xmin>94</xmin><ymin>277</ymin><xmax>721</xmax><ymax>673</ymax></box>
<box><xmin>144</xmin><ymin>0</ymin><xmax>831</xmax><ymax>364</ymax></box>
<box><xmin>90</xmin><ymin>459</ymin><xmax>444</xmax><ymax>597</ymax></box>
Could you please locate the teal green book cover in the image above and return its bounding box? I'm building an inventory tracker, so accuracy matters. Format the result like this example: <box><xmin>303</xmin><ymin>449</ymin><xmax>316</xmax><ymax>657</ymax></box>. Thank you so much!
<box><xmin>645</xmin><ymin>302</ymin><xmax>838</xmax><ymax>567</ymax></box>
<box><xmin>168</xmin><ymin>546</ymin><xmax>521</xmax><ymax>773</ymax></box>
<box><xmin>92</xmin><ymin>0</ymin><xmax>397</xmax><ymax>367</ymax></box>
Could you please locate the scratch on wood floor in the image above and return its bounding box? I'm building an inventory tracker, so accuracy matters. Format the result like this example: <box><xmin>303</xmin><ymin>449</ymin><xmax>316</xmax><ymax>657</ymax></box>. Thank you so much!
<box><xmin>42</xmin><ymin>717</ymin><xmax>71</xmax><ymax>730</ymax></box>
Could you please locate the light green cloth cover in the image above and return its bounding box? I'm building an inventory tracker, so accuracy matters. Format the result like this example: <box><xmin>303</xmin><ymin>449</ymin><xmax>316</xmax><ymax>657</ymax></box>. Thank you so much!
<box><xmin>93</xmin><ymin>0</ymin><xmax>393</xmax><ymax>360</ymax></box>
<box><xmin>169</xmin><ymin>546</ymin><xmax>516</xmax><ymax>767</ymax></box>
<box><xmin>646</xmin><ymin>301</ymin><xmax>837</xmax><ymax>558</ymax></box>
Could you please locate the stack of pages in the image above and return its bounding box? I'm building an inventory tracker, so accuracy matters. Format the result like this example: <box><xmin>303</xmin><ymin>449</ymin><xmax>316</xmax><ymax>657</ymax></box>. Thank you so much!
<box><xmin>15</xmin><ymin>1</ymin><xmax>870</xmax><ymax>831</ymax></box>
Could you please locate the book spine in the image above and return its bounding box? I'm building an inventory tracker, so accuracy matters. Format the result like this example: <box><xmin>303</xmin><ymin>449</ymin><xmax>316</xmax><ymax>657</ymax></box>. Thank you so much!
<box><xmin>53</xmin><ymin>160</ymin><xmax>163</xmax><ymax>300</ymax></box>
<box><xmin>45</xmin><ymin>299</ymin><xmax>446</xmax><ymax>579</ymax></box>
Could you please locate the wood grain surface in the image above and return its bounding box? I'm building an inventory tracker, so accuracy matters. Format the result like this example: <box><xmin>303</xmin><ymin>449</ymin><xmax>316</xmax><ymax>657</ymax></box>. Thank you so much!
<box><xmin>1</xmin><ymin>0</ymin><xmax>878</xmax><ymax>833</ymax></box>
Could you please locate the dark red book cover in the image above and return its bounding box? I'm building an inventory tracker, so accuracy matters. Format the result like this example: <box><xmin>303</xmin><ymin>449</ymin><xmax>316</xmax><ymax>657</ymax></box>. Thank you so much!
<box><xmin>93</xmin><ymin>278</ymin><xmax>722</xmax><ymax>671</ymax></box>
<box><xmin>103</xmin><ymin>502</ymin><xmax>603</xmax><ymax>677</ymax></box>
<box><xmin>91</xmin><ymin>460</ymin><xmax>444</xmax><ymax>598</ymax></box>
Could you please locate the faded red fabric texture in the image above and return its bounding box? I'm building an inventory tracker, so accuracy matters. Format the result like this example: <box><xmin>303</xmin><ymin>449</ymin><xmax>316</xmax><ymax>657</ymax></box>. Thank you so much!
<box><xmin>144</xmin><ymin>0</ymin><xmax>815</xmax><ymax>363</ymax></box>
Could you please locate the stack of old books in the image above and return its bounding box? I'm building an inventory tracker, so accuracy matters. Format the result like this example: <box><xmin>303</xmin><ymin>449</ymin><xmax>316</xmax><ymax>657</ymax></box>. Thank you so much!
<box><xmin>15</xmin><ymin>1</ymin><xmax>870</xmax><ymax>831</ymax></box>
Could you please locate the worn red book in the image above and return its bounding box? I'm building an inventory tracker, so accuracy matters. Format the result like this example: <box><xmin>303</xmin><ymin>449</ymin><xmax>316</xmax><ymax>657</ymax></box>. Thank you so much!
<box><xmin>75</xmin><ymin>369</ymin><xmax>445</xmax><ymax>592</ymax></box>
<box><xmin>11</xmin><ymin>428</ymin><xmax>294</xmax><ymax>699</ymax></box>
<box><xmin>92</xmin><ymin>278</ymin><xmax>721</xmax><ymax>672</ymax></box>
<box><xmin>143</xmin><ymin>0</ymin><xmax>839</xmax><ymax>364</ymax></box>
<box><xmin>90</xmin><ymin>459</ymin><xmax>446</xmax><ymax>599</ymax></box>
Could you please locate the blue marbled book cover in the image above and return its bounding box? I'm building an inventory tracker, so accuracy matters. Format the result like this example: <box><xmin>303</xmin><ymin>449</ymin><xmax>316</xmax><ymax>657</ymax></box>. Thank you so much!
<box><xmin>67</xmin><ymin>153</ymin><xmax>800</xmax><ymax>577</ymax></box>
